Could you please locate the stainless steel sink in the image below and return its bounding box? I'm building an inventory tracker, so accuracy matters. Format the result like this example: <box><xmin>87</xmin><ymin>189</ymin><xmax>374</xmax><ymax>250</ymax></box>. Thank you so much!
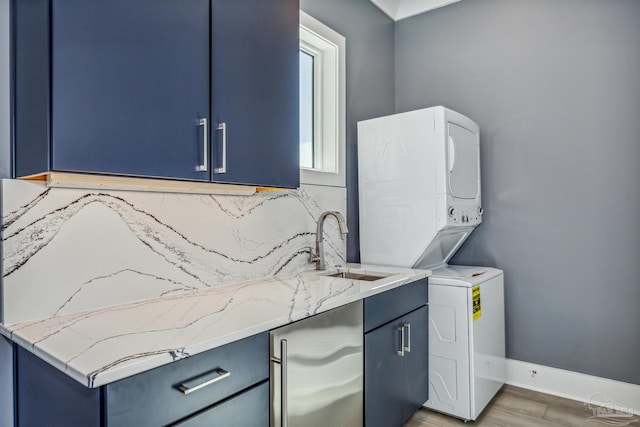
<box><xmin>325</xmin><ymin>271</ymin><xmax>389</xmax><ymax>281</ymax></box>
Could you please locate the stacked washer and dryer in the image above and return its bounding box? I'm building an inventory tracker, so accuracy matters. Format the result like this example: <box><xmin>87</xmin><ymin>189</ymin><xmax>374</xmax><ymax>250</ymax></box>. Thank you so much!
<box><xmin>357</xmin><ymin>107</ymin><xmax>506</xmax><ymax>421</ymax></box>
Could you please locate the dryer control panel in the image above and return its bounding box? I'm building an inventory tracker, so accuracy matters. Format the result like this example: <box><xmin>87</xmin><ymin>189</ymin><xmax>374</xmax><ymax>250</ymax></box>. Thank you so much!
<box><xmin>436</xmin><ymin>194</ymin><xmax>482</xmax><ymax>230</ymax></box>
<box><xmin>448</xmin><ymin>201</ymin><xmax>482</xmax><ymax>226</ymax></box>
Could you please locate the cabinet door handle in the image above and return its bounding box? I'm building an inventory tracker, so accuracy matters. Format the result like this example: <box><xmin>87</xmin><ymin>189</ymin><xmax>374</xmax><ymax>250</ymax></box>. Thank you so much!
<box><xmin>196</xmin><ymin>118</ymin><xmax>208</xmax><ymax>172</ymax></box>
<box><xmin>270</xmin><ymin>339</ymin><xmax>288</xmax><ymax>427</ymax></box>
<box><xmin>397</xmin><ymin>325</ymin><xmax>405</xmax><ymax>357</ymax></box>
<box><xmin>178</xmin><ymin>367</ymin><xmax>230</xmax><ymax>395</ymax></box>
<box><xmin>215</xmin><ymin>122</ymin><xmax>227</xmax><ymax>174</ymax></box>
<box><xmin>404</xmin><ymin>322</ymin><xmax>411</xmax><ymax>353</ymax></box>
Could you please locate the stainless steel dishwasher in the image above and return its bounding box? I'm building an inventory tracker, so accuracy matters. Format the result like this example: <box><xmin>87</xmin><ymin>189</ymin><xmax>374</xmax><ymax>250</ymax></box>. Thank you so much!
<box><xmin>270</xmin><ymin>301</ymin><xmax>363</xmax><ymax>427</ymax></box>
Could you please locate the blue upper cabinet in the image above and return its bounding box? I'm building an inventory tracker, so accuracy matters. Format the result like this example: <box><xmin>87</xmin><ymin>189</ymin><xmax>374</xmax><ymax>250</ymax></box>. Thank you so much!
<box><xmin>211</xmin><ymin>0</ymin><xmax>300</xmax><ymax>188</ymax></box>
<box><xmin>14</xmin><ymin>0</ymin><xmax>211</xmax><ymax>181</ymax></box>
<box><xmin>13</xmin><ymin>0</ymin><xmax>300</xmax><ymax>188</ymax></box>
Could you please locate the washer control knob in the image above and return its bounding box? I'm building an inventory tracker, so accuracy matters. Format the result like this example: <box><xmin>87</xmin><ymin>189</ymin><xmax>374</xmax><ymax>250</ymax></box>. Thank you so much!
<box><xmin>448</xmin><ymin>207</ymin><xmax>455</xmax><ymax>217</ymax></box>
<box><xmin>478</xmin><ymin>207</ymin><xmax>483</xmax><ymax>215</ymax></box>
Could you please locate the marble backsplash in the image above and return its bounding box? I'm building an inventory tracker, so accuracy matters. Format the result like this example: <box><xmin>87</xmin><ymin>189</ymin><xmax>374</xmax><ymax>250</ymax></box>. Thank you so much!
<box><xmin>0</xmin><ymin>179</ymin><xmax>347</xmax><ymax>325</ymax></box>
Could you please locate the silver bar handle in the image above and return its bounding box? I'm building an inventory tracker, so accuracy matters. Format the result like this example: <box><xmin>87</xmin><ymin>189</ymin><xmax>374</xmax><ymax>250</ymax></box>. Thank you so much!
<box><xmin>196</xmin><ymin>118</ymin><xmax>208</xmax><ymax>172</ymax></box>
<box><xmin>270</xmin><ymin>339</ymin><xmax>288</xmax><ymax>427</ymax></box>
<box><xmin>215</xmin><ymin>122</ymin><xmax>227</xmax><ymax>174</ymax></box>
<box><xmin>397</xmin><ymin>325</ymin><xmax>405</xmax><ymax>357</ymax></box>
<box><xmin>178</xmin><ymin>367</ymin><xmax>230</xmax><ymax>395</ymax></box>
<box><xmin>404</xmin><ymin>322</ymin><xmax>411</xmax><ymax>353</ymax></box>
<box><xmin>281</xmin><ymin>339</ymin><xmax>288</xmax><ymax>427</ymax></box>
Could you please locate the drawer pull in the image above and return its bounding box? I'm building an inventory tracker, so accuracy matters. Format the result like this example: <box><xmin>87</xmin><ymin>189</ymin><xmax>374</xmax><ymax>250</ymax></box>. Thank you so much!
<box><xmin>178</xmin><ymin>368</ymin><xmax>230</xmax><ymax>395</ymax></box>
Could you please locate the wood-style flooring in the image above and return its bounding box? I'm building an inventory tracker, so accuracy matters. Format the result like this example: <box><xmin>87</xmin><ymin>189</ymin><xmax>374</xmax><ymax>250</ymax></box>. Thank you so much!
<box><xmin>403</xmin><ymin>385</ymin><xmax>635</xmax><ymax>427</ymax></box>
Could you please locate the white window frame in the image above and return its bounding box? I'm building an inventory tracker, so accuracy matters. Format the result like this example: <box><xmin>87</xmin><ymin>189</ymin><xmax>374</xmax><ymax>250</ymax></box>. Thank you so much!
<box><xmin>299</xmin><ymin>11</ymin><xmax>346</xmax><ymax>188</ymax></box>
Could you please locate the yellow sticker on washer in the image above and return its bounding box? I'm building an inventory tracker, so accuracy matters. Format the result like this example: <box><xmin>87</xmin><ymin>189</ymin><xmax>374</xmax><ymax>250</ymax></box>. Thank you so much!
<box><xmin>472</xmin><ymin>286</ymin><xmax>482</xmax><ymax>321</ymax></box>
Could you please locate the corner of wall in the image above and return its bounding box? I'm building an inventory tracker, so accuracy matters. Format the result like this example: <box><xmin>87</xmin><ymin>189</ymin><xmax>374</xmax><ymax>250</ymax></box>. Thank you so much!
<box><xmin>0</xmin><ymin>179</ymin><xmax>4</xmax><ymax>325</ymax></box>
<box><xmin>0</xmin><ymin>335</ymin><xmax>14</xmax><ymax>427</ymax></box>
<box><xmin>392</xmin><ymin>18</ymin><xmax>398</xmax><ymax>115</ymax></box>
<box><xmin>1</xmin><ymin>0</ymin><xmax>12</xmax><ymax>179</ymax></box>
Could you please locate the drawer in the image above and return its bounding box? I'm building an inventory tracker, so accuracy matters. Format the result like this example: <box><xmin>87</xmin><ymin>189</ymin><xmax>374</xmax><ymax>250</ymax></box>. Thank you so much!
<box><xmin>173</xmin><ymin>380</ymin><xmax>269</xmax><ymax>426</ymax></box>
<box><xmin>105</xmin><ymin>332</ymin><xmax>269</xmax><ymax>426</ymax></box>
<box><xmin>364</xmin><ymin>278</ymin><xmax>428</xmax><ymax>333</ymax></box>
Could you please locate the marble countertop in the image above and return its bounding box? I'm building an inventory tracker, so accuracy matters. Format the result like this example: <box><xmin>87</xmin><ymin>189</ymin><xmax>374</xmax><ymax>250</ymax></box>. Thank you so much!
<box><xmin>0</xmin><ymin>264</ymin><xmax>430</xmax><ymax>388</ymax></box>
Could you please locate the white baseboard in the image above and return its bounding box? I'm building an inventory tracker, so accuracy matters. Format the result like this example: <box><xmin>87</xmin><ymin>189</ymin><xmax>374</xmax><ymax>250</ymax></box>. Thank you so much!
<box><xmin>505</xmin><ymin>358</ymin><xmax>640</xmax><ymax>416</ymax></box>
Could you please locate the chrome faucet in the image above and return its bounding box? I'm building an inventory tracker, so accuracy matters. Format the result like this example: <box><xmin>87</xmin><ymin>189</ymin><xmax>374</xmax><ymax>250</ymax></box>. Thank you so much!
<box><xmin>309</xmin><ymin>211</ymin><xmax>349</xmax><ymax>270</ymax></box>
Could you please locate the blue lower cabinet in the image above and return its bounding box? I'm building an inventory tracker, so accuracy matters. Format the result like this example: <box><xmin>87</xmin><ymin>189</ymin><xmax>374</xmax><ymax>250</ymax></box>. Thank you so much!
<box><xmin>16</xmin><ymin>347</ymin><xmax>102</xmax><ymax>427</ymax></box>
<box><xmin>364</xmin><ymin>287</ymin><xmax>429</xmax><ymax>427</ymax></box>
<box><xmin>364</xmin><ymin>317</ymin><xmax>406</xmax><ymax>427</ymax></box>
<box><xmin>399</xmin><ymin>306</ymin><xmax>430</xmax><ymax>421</ymax></box>
<box><xmin>15</xmin><ymin>332</ymin><xmax>269</xmax><ymax>426</ymax></box>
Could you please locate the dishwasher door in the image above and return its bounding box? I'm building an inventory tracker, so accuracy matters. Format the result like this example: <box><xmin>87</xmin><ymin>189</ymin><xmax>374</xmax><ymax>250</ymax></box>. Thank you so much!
<box><xmin>270</xmin><ymin>301</ymin><xmax>363</xmax><ymax>427</ymax></box>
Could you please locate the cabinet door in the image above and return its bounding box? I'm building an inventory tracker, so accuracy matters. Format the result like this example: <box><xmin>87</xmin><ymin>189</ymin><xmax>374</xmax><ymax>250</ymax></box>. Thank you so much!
<box><xmin>211</xmin><ymin>0</ymin><xmax>300</xmax><ymax>188</ymax></box>
<box><xmin>400</xmin><ymin>305</ymin><xmax>429</xmax><ymax>422</ymax></box>
<box><xmin>16</xmin><ymin>347</ymin><xmax>101</xmax><ymax>427</ymax></box>
<box><xmin>364</xmin><ymin>321</ymin><xmax>406</xmax><ymax>427</ymax></box>
<box><xmin>174</xmin><ymin>381</ymin><xmax>268</xmax><ymax>427</ymax></box>
<box><xmin>52</xmin><ymin>0</ymin><xmax>210</xmax><ymax>180</ymax></box>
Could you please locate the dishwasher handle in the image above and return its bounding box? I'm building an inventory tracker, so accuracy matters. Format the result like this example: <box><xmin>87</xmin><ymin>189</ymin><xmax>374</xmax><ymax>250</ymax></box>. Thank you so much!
<box><xmin>270</xmin><ymin>339</ymin><xmax>288</xmax><ymax>427</ymax></box>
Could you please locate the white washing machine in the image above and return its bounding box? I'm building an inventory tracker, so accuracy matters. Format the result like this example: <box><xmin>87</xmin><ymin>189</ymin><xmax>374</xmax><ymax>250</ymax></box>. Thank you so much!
<box><xmin>357</xmin><ymin>106</ymin><xmax>506</xmax><ymax>421</ymax></box>
<box><xmin>427</xmin><ymin>265</ymin><xmax>505</xmax><ymax>421</ymax></box>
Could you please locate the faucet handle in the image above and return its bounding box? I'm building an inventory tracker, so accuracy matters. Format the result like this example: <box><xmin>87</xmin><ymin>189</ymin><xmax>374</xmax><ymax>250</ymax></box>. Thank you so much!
<box><xmin>307</xmin><ymin>247</ymin><xmax>320</xmax><ymax>265</ymax></box>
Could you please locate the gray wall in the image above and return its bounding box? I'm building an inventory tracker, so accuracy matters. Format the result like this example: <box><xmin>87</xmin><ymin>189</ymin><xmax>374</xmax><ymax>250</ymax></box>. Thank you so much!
<box><xmin>1</xmin><ymin>0</ymin><xmax>9</xmax><ymax>178</ymax></box>
<box><xmin>0</xmin><ymin>336</ymin><xmax>14</xmax><ymax>427</ymax></box>
<box><xmin>0</xmin><ymin>1</ymin><xmax>11</xmax><ymax>423</ymax></box>
<box><xmin>396</xmin><ymin>0</ymin><xmax>640</xmax><ymax>384</ymax></box>
<box><xmin>300</xmin><ymin>0</ymin><xmax>395</xmax><ymax>262</ymax></box>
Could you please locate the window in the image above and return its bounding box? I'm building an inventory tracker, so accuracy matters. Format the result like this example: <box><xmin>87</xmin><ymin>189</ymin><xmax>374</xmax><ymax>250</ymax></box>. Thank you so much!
<box><xmin>299</xmin><ymin>12</ymin><xmax>346</xmax><ymax>187</ymax></box>
<box><xmin>299</xmin><ymin>50</ymin><xmax>315</xmax><ymax>169</ymax></box>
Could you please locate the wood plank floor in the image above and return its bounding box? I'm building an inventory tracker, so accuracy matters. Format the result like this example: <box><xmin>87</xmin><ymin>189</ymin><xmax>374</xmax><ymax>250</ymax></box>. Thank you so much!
<box><xmin>403</xmin><ymin>385</ymin><xmax>633</xmax><ymax>427</ymax></box>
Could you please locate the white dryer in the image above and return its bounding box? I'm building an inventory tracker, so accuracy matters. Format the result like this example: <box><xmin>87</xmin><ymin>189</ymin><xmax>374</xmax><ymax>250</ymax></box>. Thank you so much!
<box><xmin>357</xmin><ymin>106</ymin><xmax>482</xmax><ymax>270</ymax></box>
